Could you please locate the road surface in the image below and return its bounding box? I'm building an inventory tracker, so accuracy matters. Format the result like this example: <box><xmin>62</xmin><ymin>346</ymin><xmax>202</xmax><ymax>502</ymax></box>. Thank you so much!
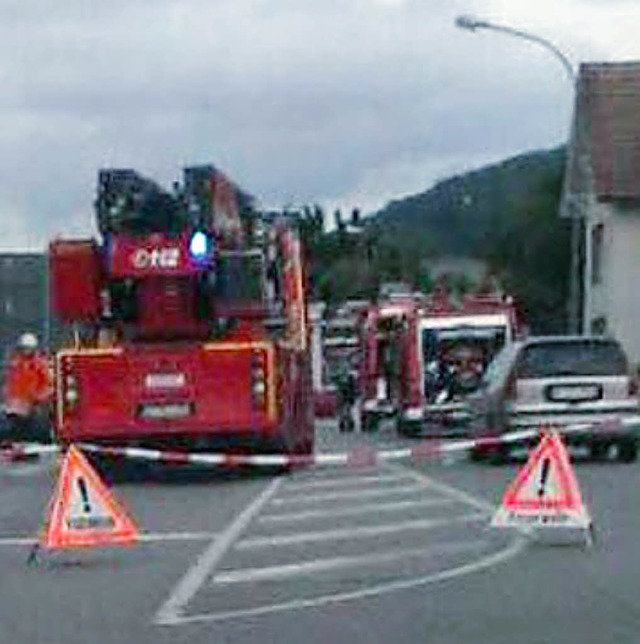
<box><xmin>1</xmin><ymin>421</ymin><xmax>640</xmax><ymax>643</ymax></box>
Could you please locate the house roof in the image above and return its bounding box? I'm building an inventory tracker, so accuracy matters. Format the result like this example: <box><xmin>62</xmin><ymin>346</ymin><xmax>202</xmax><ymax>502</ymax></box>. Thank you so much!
<box><xmin>563</xmin><ymin>61</ymin><xmax>640</xmax><ymax>210</ymax></box>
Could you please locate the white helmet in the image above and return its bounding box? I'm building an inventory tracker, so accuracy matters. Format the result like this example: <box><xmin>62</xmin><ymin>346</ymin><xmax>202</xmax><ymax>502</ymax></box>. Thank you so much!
<box><xmin>17</xmin><ymin>332</ymin><xmax>39</xmax><ymax>350</ymax></box>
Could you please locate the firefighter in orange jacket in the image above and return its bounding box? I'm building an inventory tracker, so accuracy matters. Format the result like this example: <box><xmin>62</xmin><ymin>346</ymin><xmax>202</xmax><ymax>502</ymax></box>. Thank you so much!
<box><xmin>2</xmin><ymin>333</ymin><xmax>53</xmax><ymax>443</ymax></box>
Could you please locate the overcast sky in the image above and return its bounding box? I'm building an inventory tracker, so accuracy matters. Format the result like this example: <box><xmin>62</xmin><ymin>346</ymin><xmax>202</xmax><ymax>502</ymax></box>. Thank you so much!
<box><xmin>0</xmin><ymin>0</ymin><xmax>637</xmax><ymax>249</ymax></box>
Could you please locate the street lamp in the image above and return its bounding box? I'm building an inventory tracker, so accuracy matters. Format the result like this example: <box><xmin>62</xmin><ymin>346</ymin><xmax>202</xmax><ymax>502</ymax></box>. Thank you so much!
<box><xmin>455</xmin><ymin>14</ymin><xmax>582</xmax><ymax>333</ymax></box>
<box><xmin>455</xmin><ymin>15</ymin><xmax>575</xmax><ymax>83</ymax></box>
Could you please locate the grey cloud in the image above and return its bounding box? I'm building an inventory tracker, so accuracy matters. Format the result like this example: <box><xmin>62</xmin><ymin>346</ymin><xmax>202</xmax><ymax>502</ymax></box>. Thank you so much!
<box><xmin>0</xmin><ymin>0</ymin><xmax>605</xmax><ymax>248</ymax></box>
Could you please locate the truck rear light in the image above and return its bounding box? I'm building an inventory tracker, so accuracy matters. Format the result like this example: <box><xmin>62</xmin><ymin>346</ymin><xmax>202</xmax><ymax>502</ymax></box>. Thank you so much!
<box><xmin>63</xmin><ymin>372</ymin><xmax>80</xmax><ymax>409</ymax></box>
<box><xmin>251</xmin><ymin>351</ymin><xmax>268</xmax><ymax>409</ymax></box>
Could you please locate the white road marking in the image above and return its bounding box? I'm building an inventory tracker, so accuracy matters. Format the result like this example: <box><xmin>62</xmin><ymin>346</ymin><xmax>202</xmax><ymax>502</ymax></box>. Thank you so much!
<box><xmin>270</xmin><ymin>483</ymin><xmax>427</xmax><ymax>505</ymax></box>
<box><xmin>290</xmin><ymin>465</ymin><xmax>381</xmax><ymax>481</ymax></box>
<box><xmin>213</xmin><ymin>538</ymin><xmax>491</xmax><ymax>584</ymax></box>
<box><xmin>236</xmin><ymin>512</ymin><xmax>487</xmax><ymax>550</ymax></box>
<box><xmin>388</xmin><ymin>462</ymin><xmax>532</xmax><ymax>538</ymax></box>
<box><xmin>285</xmin><ymin>472</ymin><xmax>412</xmax><ymax>491</ymax></box>
<box><xmin>0</xmin><ymin>461</ymin><xmax>54</xmax><ymax>477</ymax></box>
<box><xmin>162</xmin><ymin>536</ymin><xmax>526</xmax><ymax>626</ymax></box>
<box><xmin>139</xmin><ymin>532</ymin><xmax>218</xmax><ymax>543</ymax></box>
<box><xmin>258</xmin><ymin>497</ymin><xmax>456</xmax><ymax>524</ymax></box>
<box><xmin>154</xmin><ymin>462</ymin><xmax>525</xmax><ymax>627</ymax></box>
<box><xmin>386</xmin><ymin>463</ymin><xmax>495</xmax><ymax>513</ymax></box>
<box><xmin>154</xmin><ymin>477</ymin><xmax>282</xmax><ymax>626</ymax></box>
<box><xmin>0</xmin><ymin>531</ymin><xmax>219</xmax><ymax>547</ymax></box>
<box><xmin>0</xmin><ymin>536</ymin><xmax>35</xmax><ymax>546</ymax></box>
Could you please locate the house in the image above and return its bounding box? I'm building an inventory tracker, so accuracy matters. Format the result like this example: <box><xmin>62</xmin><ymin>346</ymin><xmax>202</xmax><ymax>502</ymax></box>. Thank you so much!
<box><xmin>0</xmin><ymin>253</ymin><xmax>48</xmax><ymax>380</ymax></box>
<box><xmin>561</xmin><ymin>61</ymin><xmax>640</xmax><ymax>364</ymax></box>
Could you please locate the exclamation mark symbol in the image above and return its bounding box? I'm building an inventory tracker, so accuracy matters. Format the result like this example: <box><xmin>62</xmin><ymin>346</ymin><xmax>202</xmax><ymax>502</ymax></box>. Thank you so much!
<box><xmin>77</xmin><ymin>477</ymin><xmax>92</xmax><ymax>514</ymax></box>
<box><xmin>538</xmin><ymin>458</ymin><xmax>551</xmax><ymax>498</ymax></box>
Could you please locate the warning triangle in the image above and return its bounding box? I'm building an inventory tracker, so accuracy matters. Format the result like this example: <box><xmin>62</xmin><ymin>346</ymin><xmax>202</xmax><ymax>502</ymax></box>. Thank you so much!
<box><xmin>492</xmin><ymin>431</ymin><xmax>591</xmax><ymax>530</ymax></box>
<box><xmin>41</xmin><ymin>445</ymin><xmax>139</xmax><ymax>549</ymax></box>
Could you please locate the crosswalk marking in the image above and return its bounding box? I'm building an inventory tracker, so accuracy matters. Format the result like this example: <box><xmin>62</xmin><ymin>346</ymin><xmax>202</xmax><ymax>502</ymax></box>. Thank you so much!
<box><xmin>258</xmin><ymin>497</ymin><xmax>457</xmax><ymax>524</ymax></box>
<box><xmin>236</xmin><ymin>512</ymin><xmax>487</xmax><ymax>550</ymax></box>
<box><xmin>284</xmin><ymin>472</ymin><xmax>412</xmax><ymax>491</ymax></box>
<box><xmin>212</xmin><ymin>539</ymin><xmax>490</xmax><ymax>585</ymax></box>
<box><xmin>270</xmin><ymin>483</ymin><xmax>427</xmax><ymax>505</ymax></box>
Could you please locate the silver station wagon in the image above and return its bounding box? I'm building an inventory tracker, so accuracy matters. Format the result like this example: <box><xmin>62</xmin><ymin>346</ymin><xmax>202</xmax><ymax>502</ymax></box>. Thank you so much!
<box><xmin>469</xmin><ymin>336</ymin><xmax>640</xmax><ymax>462</ymax></box>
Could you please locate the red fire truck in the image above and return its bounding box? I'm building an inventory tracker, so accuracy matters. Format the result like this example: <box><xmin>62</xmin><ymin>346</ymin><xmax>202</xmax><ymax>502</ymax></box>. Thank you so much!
<box><xmin>359</xmin><ymin>286</ymin><xmax>520</xmax><ymax>436</ymax></box>
<box><xmin>49</xmin><ymin>166</ymin><xmax>314</xmax><ymax>458</ymax></box>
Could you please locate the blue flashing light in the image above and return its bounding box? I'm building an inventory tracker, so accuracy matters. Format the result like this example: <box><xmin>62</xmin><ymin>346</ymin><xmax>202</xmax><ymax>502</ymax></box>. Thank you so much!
<box><xmin>189</xmin><ymin>230</ymin><xmax>210</xmax><ymax>261</ymax></box>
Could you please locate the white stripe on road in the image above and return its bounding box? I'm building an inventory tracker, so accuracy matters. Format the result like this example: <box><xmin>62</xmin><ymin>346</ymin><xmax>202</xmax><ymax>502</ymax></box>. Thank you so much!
<box><xmin>236</xmin><ymin>512</ymin><xmax>487</xmax><ymax>550</ymax></box>
<box><xmin>385</xmin><ymin>462</ymin><xmax>495</xmax><ymax>512</ymax></box>
<box><xmin>139</xmin><ymin>532</ymin><xmax>218</xmax><ymax>543</ymax></box>
<box><xmin>270</xmin><ymin>483</ymin><xmax>427</xmax><ymax>505</ymax></box>
<box><xmin>387</xmin><ymin>462</ymin><xmax>531</xmax><ymax>537</ymax></box>
<box><xmin>258</xmin><ymin>497</ymin><xmax>457</xmax><ymax>524</ymax></box>
<box><xmin>155</xmin><ymin>464</ymin><xmax>524</xmax><ymax>627</ymax></box>
<box><xmin>154</xmin><ymin>477</ymin><xmax>283</xmax><ymax>626</ymax></box>
<box><xmin>0</xmin><ymin>531</ymin><xmax>219</xmax><ymax>547</ymax></box>
<box><xmin>213</xmin><ymin>538</ymin><xmax>491</xmax><ymax>585</ymax></box>
<box><xmin>285</xmin><ymin>472</ymin><xmax>412</xmax><ymax>491</ymax></box>
<box><xmin>161</xmin><ymin>536</ymin><xmax>526</xmax><ymax>626</ymax></box>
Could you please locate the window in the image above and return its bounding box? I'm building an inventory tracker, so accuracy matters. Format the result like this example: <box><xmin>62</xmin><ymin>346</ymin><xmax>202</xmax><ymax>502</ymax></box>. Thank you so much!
<box><xmin>215</xmin><ymin>250</ymin><xmax>265</xmax><ymax>304</ymax></box>
<box><xmin>517</xmin><ymin>340</ymin><xmax>627</xmax><ymax>378</ymax></box>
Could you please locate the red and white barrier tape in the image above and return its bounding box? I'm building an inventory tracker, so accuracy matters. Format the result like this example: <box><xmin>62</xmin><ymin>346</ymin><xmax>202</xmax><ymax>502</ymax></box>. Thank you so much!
<box><xmin>1</xmin><ymin>416</ymin><xmax>639</xmax><ymax>468</ymax></box>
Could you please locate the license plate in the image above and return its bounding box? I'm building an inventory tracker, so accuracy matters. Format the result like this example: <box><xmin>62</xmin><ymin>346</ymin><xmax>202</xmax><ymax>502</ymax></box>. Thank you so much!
<box><xmin>140</xmin><ymin>402</ymin><xmax>191</xmax><ymax>419</ymax></box>
<box><xmin>548</xmin><ymin>384</ymin><xmax>600</xmax><ymax>402</ymax></box>
<box><xmin>145</xmin><ymin>373</ymin><xmax>186</xmax><ymax>389</ymax></box>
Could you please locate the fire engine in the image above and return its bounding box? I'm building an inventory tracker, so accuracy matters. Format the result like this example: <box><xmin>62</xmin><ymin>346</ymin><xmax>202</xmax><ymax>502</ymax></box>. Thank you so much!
<box><xmin>312</xmin><ymin>300</ymin><xmax>368</xmax><ymax>418</ymax></box>
<box><xmin>359</xmin><ymin>285</ymin><xmax>520</xmax><ymax>435</ymax></box>
<box><xmin>49</xmin><ymin>166</ymin><xmax>314</xmax><ymax>458</ymax></box>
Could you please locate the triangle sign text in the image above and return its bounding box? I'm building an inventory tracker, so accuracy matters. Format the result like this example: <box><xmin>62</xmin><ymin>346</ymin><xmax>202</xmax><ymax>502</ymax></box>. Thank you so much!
<box><xmin>41</xmin><ymin>445</ymin><xmax>139</xmax><ymax>549</ymax></box>
<box><xmin>492</xmin><ymin>431</ymin><xmax>591</xmax><ymax>530</ymax></box>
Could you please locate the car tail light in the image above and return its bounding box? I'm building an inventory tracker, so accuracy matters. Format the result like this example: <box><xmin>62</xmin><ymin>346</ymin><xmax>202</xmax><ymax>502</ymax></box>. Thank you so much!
<box><xmin>251</xmin><ymin>351</ymin><xmax>267</xmax><ymax>409</ymax></box>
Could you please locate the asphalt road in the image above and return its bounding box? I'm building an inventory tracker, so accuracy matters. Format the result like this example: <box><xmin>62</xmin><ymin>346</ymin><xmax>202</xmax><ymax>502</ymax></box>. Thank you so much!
<box><xmin>2</xmin><ymin>421</ymin><xmax>640</xmax><ymax>643</ymax></box>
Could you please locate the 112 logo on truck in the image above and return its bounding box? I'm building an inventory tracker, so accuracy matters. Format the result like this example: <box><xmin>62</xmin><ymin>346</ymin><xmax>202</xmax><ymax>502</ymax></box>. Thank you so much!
<box><xmin>132</xmin><ymin>247</ymin><xmax>181</xmax><ymax>269</ymax></box>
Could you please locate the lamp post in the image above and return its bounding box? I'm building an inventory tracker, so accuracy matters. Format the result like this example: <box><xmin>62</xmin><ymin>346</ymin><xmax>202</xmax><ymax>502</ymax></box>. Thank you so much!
<box><xmin>455</xmin><ymin>15</ymin><xmax>581</xmax><ymax>333</ymax></box>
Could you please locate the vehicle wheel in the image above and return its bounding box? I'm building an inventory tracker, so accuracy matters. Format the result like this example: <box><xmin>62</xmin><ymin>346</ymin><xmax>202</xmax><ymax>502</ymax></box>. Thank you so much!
<box><xmin>397</xmin><ymin>418</ymin><xmax>420</xmax><ymax>438</ymax></box>
<box><xmin>361</xmin><ymin>413</ymin><xmax>378</xmax><ymax>433</ymax></box>
<box><xmin>468</xmin><ymin>446</ymin><xmax>487</xmax><ymax>463</ymax></box>
<box><xmin>617</xmin><ymin>438</ymin><xmax>637</xmax><ymax>463</ymax></box>
<box><xmin>339</xmin><ymin>416</ymin><xmax>354</xmax><ymax>432</ymax></box>
<box><xmin>589</xmin><ymin>442</ymin><xmax>609</xmax><ymax>462</ymax></box>
<box><xmin>487</xmin><ymin>444</ymin><xmax>510</xmax><ymax>466</ymax></box>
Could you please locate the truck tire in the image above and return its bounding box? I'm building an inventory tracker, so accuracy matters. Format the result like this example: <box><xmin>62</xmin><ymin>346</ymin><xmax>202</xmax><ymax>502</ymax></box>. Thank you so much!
<box><xmin>487</xmin><ymin>443</ymin><xmax>510</xmax><ymax>466</ymax></box>
<box><xmin>396</xmin><ymin>418</ymin><xmax>421</xmax><ymax>438</ymax></box>
<box><xmin>339</xmin><ymin>415</ymin><xmax>355</xmax><ymax>432</ymax></box>
<box><xmin>361</xmin><ymin>413</ymin><xmax>378</xmax><ymax>433</ymax></box>
<box><xmin>617</xmin><ymin>438</ymin><xmax>637</xmax><ymax>463</ymax></box>
<box><xmin>589</xmin><ymin>442</ymin><xmax>609</xmax><ymax>462</ymax></box>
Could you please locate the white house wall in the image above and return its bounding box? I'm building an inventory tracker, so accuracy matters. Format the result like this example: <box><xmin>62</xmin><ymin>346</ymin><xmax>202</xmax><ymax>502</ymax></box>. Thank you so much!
<box><xmin>595</xmin><ymin>203</ymin><xmax>640</xmax><ymax>364</ymax></box>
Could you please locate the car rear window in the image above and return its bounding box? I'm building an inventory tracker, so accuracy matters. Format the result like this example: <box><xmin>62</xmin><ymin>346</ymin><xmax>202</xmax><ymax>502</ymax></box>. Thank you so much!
<box><xmin>517</xmin><ymin>340</ymin><xmax>628</xmax><ymax>378</ymax></box>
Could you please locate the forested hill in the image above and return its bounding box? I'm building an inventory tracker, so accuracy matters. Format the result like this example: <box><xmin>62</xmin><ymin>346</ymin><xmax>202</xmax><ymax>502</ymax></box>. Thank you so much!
<box><xmin>306</xmin><ymin>146</ymin><xmax>571</xmax><ymax>334</ymax></box>
<box><xmin>371</xmin><ymin>147</ymin><xmax>566</xmax><ymax>260</ymax></box>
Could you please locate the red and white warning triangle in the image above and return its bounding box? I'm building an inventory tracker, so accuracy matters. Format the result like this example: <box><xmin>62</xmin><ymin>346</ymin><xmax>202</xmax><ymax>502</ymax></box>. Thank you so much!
<box><xmin>41</xmin><ymin>445</ymin><xmax>139</xmax><ymax>549</ymax></box>
<box><xmin>492</xmin><ymin>431</ymin><xmax>591</xmax><ymax>530</ymax></box>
